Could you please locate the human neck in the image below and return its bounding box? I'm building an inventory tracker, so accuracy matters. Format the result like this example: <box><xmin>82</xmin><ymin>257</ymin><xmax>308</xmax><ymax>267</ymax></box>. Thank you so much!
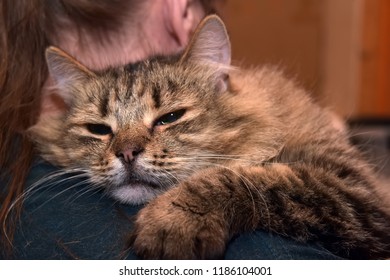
<box><xmin>51</xmin><ymin>1</ymin><xmax>184</xmax><ymax>70</ymax></box>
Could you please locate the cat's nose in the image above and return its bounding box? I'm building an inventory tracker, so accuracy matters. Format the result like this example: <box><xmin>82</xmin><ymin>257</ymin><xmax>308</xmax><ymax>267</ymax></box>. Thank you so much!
<box><xmin>116</xmin><ymin>147</ymin><xmax>144</xmax><ymax>164</ymax></box>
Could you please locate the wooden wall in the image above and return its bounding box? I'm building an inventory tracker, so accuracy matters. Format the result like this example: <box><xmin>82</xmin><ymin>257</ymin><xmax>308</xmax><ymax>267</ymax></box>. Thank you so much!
<box><xmin>219</xmin><ymin>0</ymin><xmax>390</xmax><ymax>119</ymax></box>
<box><xmin>359</xmin><ymin>0</ymin><xmax>390</xmax><ymax>118</ymax></box>
<box><xmin>221</xmin><ymin>0</ymin><xmax>323</xmax><ymax>97</ymax></box>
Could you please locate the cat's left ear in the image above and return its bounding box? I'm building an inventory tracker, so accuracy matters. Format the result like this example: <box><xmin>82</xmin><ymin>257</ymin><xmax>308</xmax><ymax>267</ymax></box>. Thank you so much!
<box><xmin>180</xmin><ymin>15</ymin><xmax>231</xmax><ymax>92</ymax></box>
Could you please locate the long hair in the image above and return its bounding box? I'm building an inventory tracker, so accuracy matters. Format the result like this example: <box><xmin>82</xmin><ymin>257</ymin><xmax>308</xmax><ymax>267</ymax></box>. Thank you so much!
<box><xmin>0</xmin><ymin>0</ymin><xmax>48</xmax><ymax>251</ymax></box>
<box><xmin>0</xmin><ymin>0</ymin><xmax>221</xmax><ymax>253</ymax></box>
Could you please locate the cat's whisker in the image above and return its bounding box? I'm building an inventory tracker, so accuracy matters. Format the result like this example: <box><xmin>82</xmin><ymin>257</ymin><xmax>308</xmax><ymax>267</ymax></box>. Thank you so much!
<box><xmin>173</xmin><ymin>154</ymin><xmax>301</xmax><ymax>168</ymax></box>
<box><xmin>2</xmin><ymin>168</ymin><xmax>90</xmax><ymax>245</ymax></box>
<box><xmin>76</xmin><ymin>185</ymin><xmax>108</xmax><ymax>204</ymax></box>
<box><xmin>63</xmin><ymin>180</ymin><xmax>106</xmax><ymax>205</ymax></box>
<box><xmin>160</xmin><ymin>170</ymin><xmax>181</xmax><ymax>187</ymax></box>
<box><xmin>174</xmin><ymin>152</ymin><xmax>242</xmax><ymax>159</ymax></box>
<box><xmin>29</xmin><ymin>177</ymin><xmax>91</xmax><ymax>214</ymax></box>
<box><xmin>347</xmin><ymin>129</ymin><xmax>385</xmax><ymax>139</ymax></box>
<box><xmin>14</xmin><ymin>176</ymin><xmax>96</xmax><ymax>244</ymax></box>
<box><xmin>5</xmin><ymin>168</ymin><xmax>89</xmax><ymax>216</ymax></box>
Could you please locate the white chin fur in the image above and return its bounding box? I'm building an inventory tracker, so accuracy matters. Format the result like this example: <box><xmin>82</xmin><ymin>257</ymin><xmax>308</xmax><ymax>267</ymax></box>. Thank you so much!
<box><xmin>109</xmin><ymin>183</ymin><xmax>161</xmax><ymax>204</ymax></box>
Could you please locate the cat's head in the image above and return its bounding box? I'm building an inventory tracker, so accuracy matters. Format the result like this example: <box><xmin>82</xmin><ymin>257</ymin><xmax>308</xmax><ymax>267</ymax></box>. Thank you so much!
<box><xmin>29</xmin><ymin>16</ymin><xmax>270</xmax><ymax>204</ymax></box>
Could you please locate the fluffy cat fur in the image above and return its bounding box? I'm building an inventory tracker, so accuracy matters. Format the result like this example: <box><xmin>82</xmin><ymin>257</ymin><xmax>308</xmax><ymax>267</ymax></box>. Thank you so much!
<box><xmin>29</xmin><ymin>15</ymin><xmax>390</xmax><ymax>259</ymax></box>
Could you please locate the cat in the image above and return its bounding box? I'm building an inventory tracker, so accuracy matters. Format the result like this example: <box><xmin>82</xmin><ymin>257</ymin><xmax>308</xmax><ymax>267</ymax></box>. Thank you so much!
<box><xmin>29</xmin><ymin>15</ymin><xmax>390</xmax><ymax>259</ymax></box>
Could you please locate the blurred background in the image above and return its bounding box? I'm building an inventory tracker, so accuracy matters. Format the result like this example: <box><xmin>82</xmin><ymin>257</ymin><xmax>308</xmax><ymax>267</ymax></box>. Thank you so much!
<box><xmin>218</xmin><ymin>0</ymin><xmax>390</xmax><ymax>179</ymax></box>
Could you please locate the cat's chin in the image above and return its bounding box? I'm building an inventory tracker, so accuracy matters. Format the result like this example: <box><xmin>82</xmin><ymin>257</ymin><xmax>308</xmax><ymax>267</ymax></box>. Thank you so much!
<box><xmin>109</xmin><ymin>183</ymin><xmax>161</xmax><ymax>205</ymax></box>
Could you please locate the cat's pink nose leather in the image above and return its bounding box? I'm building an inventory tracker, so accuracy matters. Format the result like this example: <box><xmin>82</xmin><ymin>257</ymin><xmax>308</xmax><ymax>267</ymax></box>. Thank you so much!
<box><xmin>117</xmin><ymin>147</ymin><xmax>143</xmax><ymax>163</ymax></box>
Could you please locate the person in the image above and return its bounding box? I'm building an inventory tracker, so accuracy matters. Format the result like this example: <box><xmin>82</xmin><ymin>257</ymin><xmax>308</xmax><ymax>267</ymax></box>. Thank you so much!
<box><xmin>0</xmin><ymin>0</ymin><xmax>340</xmax><ymax>259</ymax></box>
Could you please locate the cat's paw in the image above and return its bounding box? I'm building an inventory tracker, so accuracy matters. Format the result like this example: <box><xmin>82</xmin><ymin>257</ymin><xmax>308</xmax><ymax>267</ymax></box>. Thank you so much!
<box><xmin>129</xmin><ymin>188</ymin><xmax>229</xmax><ymax>259</ymax></box>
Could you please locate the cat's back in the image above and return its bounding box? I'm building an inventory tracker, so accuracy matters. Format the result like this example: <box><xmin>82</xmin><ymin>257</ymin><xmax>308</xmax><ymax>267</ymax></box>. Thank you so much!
<box><xmin>229</xmin><ymin>66</ymin><xmax>343</xmax><ymax>140</ymax></box>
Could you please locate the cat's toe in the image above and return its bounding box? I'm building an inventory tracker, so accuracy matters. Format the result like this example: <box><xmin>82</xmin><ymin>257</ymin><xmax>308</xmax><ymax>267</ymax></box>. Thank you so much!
<box><xmin>128</xmin><ymin>193</ymin><xmax>228</xmax><ymax>259</ymax></box>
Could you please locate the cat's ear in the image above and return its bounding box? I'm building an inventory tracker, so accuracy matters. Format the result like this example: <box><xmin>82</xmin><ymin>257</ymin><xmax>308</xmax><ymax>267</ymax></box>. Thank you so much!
<box><xmin>45</xmin><ymin>46</ymin><xmax>95</xmax><ymax>104</ymax></box>
<box><xmin>180</xmin><ymin>15</ymin><xmax>231</xmax><ymax>92</ymax></box>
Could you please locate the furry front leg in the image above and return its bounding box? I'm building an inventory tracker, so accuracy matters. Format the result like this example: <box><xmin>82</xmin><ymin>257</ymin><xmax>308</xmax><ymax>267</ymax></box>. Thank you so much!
<box><xmin>129</xmin><ymin>180</ymin><xmax>231</xmax><ymax>259</ymax></box>
<box><xmin>130</xmin><ymin>164</ymin><xmax>390</xmax><ymax>259</ymax></box>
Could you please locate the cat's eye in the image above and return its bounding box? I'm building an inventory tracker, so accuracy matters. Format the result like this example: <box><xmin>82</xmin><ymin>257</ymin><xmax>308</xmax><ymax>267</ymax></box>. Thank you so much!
<box><xmin>155</xmin><ymin>109</ymin><xmax>186</xmax><ymax>126</ymax></box>
<box><xmin>85</xmin><ymin>123</ymin><xmax>113</xmax><ymax>135</ymax></box>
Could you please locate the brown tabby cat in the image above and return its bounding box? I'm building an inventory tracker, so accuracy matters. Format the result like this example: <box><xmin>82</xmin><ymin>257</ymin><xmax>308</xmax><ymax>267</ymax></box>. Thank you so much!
<box><xmin>29</xmin><ymin>15</ymin><xmax>390</xmax><ymax>259</ymax></box>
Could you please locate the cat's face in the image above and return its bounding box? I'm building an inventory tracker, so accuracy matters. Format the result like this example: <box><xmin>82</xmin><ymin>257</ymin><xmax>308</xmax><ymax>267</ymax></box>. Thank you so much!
<box><xmin>30</xmin><ymin>16</ymin><xmax>247</xmax><ymax>203</ymax></box>
<box><xmin>54</xmin><ymin>60</ymin><xmax>239</xmax><ymax>203</ymax></box>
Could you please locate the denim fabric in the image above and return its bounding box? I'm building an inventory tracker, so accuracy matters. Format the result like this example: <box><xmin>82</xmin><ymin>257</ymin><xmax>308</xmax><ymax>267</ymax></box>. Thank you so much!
<box><xmin>2</xmin><ymin>159</ymin><xmax>341</xmax><ymax>259</ymax></box>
